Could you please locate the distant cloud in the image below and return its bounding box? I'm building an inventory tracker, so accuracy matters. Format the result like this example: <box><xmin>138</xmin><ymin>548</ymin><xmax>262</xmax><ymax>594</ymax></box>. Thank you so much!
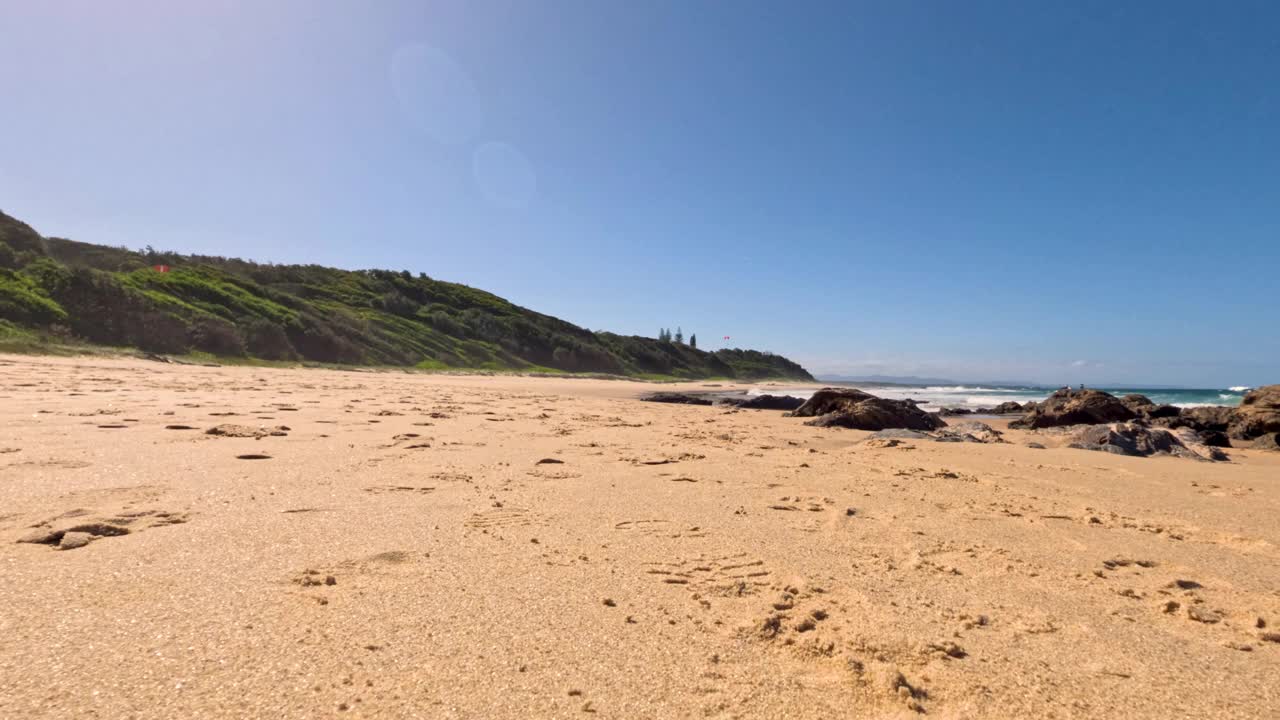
<box><xmin>1071</xmin><ymin>360</ymin><xmax>1088</xmax><ymax>368</ymax></box>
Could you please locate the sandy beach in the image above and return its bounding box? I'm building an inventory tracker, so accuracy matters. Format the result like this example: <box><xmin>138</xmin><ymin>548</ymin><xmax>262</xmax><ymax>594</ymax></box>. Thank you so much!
<box><xmin>1</xmin><ymin>353</ymin><xmax>1277</xmax><ymax>719</ymax></box>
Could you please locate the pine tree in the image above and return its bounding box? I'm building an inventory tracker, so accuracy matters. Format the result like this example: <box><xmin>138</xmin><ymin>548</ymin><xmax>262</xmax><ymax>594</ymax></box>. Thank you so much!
<box><xmin>689</xmin><ymin>333</ymin><xmax>697</xmax><ymax>349</ymax></box>
<box><xmin>675</xmin><ymin>327</ymin><xmax>683</xmax><ymax>345</ymax></box>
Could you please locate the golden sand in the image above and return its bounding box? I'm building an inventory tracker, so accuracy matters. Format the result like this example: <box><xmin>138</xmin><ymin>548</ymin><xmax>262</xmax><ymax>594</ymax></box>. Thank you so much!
<box><xmin>1</xmin><ymin>354</ymin><xmax>1277</xmax><ymax>718</ymax></box>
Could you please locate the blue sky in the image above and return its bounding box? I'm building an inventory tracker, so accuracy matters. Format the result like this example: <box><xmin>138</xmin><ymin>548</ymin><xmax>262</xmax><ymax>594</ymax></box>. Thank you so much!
<box><xmin>3</xmin><ymin>1</ymin><xmax>1277</xmax><ymax>386</ymax></box>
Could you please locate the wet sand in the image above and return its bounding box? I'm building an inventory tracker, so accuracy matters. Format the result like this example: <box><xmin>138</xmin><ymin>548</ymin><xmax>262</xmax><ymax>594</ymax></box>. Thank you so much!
<box><xmin>1</xmin><ymin>354</ymin><xmax>1277</xmax><ymax>718</ymax></box>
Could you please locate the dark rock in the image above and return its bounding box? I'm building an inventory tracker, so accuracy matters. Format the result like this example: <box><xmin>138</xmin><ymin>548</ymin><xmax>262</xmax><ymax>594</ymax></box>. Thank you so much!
<box><xmin>1228</xmin><ymin>385</ymin><xmax>1280</xmax><ymax>440</ymax></box>
<box><xmin>1199</xmin><ymin>430</ymin><xmax>1232</xmax><ymax>448</ymax></box>
<box><xmin>1139</xmin><ymin>404</ymin><xmax>1182</xmax><ymax>420</ymax></box>
<box><xmin>640</xmin><ymin>392</ymin><xmax>713</xmax><ymax>406</ymax></box>
<box><xmin>1120</xmin><ymin>394</ymin><xmax>1178</xmax><ymax>423</ymax></box>
<box><xmin>1025</xmin><ymin>442</ymin><xmax>1046</xmax><ymax>449</ymax></box>
<box><xmin>1009</xmin><ymin>389</ymin><xmax>1136</xmax><ymax>429</ymax></box>
<box><xmin>789</xmin><ymin>388</ymin><xmax>946</xmax><ymax>432</ymax></box>
<box><xmin>1252</xmin><ymin>432</ymin><xmax>1280</xmax><ymax>451</ymax></box>
<box><xmin>788</xmin><ymin>387</ymin><xmax>877</xmax><ymax>413</ymax></box>
<box><xmin>1155</xmin><ymin>405</ymin><xmax>1234</xmax><ymax>433</ymax></box>
<box><xmin>1066</xmin><ymin>423</ymin><xmax>1225</xmax><ymax>461</ymax></box>
<box><xmin>938</xmin><ymin>407</ymin><xmax>973</xmax><ymax>416</ymax></box>
<box><xmin>988</xmin><ymin>401</ymin><xmax>1029</xmax><ymax>415</ymax></box>
<box><xmin>718</xmin><ymin>394</ymin><xmax>806</xmax><ymax>411</ymax></box>
<box><xmin>1121</xmin><ymin>394</ymin><xmax>1155</xmax><ymax>410</ymax></box>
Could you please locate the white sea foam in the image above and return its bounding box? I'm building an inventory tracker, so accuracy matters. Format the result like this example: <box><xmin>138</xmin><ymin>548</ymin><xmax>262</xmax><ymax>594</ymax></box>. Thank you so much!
<box><xmin>748</xmin><ymin>383</ymin><xmax>1242</xmax><ymax>410</ymax></box>
<box><xmin>1228</xmin><ymin>386</ymin><xmax>1251</xmax><ymax>393</ymax></box>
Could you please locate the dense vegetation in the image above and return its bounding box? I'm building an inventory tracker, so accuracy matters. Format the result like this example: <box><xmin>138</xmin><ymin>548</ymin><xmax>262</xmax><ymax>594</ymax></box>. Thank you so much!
<box><xmin>0</xmin><ymin>210</ymin><xmax>812</xmax><ymax>381</ymax></box>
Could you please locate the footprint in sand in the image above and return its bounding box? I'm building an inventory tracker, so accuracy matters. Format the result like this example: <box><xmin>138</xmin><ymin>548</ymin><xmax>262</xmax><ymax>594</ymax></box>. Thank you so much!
<box><xmin>614</xmin><ymin>519</ymin><xmax>705</xmax><ymax>538</ymax></box>
<box><xmin>464</xmin><ymin>507</ymin><xmax>544</xmax><ymax>529</ymax></box>
<box><xmin>363</xmin><ymin>485</ymin><xmax>435</xmax><ymax>495</ymax></box>
<box><xmin>288</xmin><ymin>550</ymin><xmax>422</xmax><ymax>602</ymax></box>
<box><xmin>768</xmin><ymin>496</ymin><xmax>834</xmax><ymax>512</ymax></box>
<box><xmin>16</xmin><ymin>508</ymin><xmax>190</xmax><ymax>551</ymax></box>
<box><xmin>644</xmin><ymin>552</ymin><xmax>771</xmax><ymax>594</ymax></box>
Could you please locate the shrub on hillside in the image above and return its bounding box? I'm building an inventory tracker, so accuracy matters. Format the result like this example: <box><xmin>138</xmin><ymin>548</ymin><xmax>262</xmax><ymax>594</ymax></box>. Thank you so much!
<box><xmin>189</xmin><ymin>317</ymin><xmax>246</xmax><ymax>356</ymax></box>
<box><xmin>133</xmin><ymin>310</ymin><xmax>192</xmax><ymax>354</ymax></box>
<box><xmin>244</xmin><ymin>318</ymin><xmax>297</xmax><ymax>360</ymax></box>
<box><xmin>0</xmin><ymin>241</ymin><xmax>17</xmax><ymax>270</ymax></box>
<box><xmin>0</xmin><ymin>269</ymin><xmax>68</xmax><ymax>326</ymax></box>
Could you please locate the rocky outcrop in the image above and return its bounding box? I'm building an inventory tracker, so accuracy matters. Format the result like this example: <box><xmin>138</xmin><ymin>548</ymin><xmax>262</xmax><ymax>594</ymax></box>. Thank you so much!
<box><xmin>1167</xmin><ymin>427</ymin><xmax>1232</xmax><ymax>461</ymax></box>
<box><xmin>861</xmin><ymin>429</ymin><xmax>930</xmax><ymax>441</ymax></box>
<box><xmin>987</xmin><ymin>401</ymin><xmax>1030</xmax><ymax>415</ymax></box>
<box><xmin>790</xmin><ymin>387</ymin><xmax>877</xmax><ymax>414</ymax></box>
<box><xmin>1066</xmin><ymin>423</ymin><xmax>1227</xmax><ymax>462</ymax></box>
<box><xmin>932</xmin><ymin>421</ymin><xmax>1005</xmax><ymax>444</ymax></box>
<box><xmin>789</xmin><ymin>388</ymin><xmax>946</xmax><ymax>432</ymax></box>
<box><xmin>1121</xmin><ymin>394</ymin><xmax>1154</xmax><ymax>410</ymax></box>
<box><xmin>853</xmin><ymin>422</ymin><xmax>1005</xmax><ymax>444</ymax></box>
<box><xmin>1251</xmin><ymin>432</ymin><xmax>1280</xmax><ymax>451</ymax></box>
<box><xmin>718</xmin><ymin>394</ymin><xmax>806</xmax><ymax>411</ymax></box>
<box><xmin>1227</xmin><ymin>385</ymin><xmax>1280</xmax><ymax>440</ymax></box>
<box><xmin>1009</xmin><ymin>389</ymin><xmax>1136</xmax><ymax>429</ymax></box>
<box><xmin>938</xmin><ymin>407</ymin><xmax>973</xmax><ymax>416</ymax></box>
<box><xmin>1154</xmin><ymin>406</ymin><xmax>1234</xmax><ymax>434</ymax></box>
<box><xmin>1198</xmin><ymin>430</ymin><xmax>1232</xmax><ymax>448</ymax></box>
<box><xmin>1141</xmin><ymin>404</ymin><xmax>1182</xmax><ymax>419</ymax></box>
<box><xmin>640</xmin><ymin>392</ymin><xmax>713</xmax><ymax>406</ymax></box>
<box><xmin>1118</xmin><ymin>394</ymin><xmax>1182</xmax><ymax>421</ymax></box>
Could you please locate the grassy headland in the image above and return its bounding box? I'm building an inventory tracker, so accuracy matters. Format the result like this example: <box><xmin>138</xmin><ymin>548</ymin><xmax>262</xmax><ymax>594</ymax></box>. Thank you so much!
<box><xmin>0</xmin><ymin>211</ymin><xmax>812</xmax><ymax>381</ymax></box>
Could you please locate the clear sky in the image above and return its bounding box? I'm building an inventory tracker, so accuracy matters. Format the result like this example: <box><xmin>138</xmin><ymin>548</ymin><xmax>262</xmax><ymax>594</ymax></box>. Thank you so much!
<box><xmin>3</xmin><ymin>1</ymin><xmax>1277</xmax><ymax>386</ymax></box>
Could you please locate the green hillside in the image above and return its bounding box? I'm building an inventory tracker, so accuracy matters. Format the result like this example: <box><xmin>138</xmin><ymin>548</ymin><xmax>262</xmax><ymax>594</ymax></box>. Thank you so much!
<box><xmin>0</xmin><ymin>210</ymin><xmax>812</xmax><ymax>381</ymax></box>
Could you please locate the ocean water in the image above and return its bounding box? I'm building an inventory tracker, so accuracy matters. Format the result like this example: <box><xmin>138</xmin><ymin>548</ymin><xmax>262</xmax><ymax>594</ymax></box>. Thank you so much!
<box><xmin>746</xmin><ymin>383</ymin><xmax>1249</xmax><ymax>411</ymax></box>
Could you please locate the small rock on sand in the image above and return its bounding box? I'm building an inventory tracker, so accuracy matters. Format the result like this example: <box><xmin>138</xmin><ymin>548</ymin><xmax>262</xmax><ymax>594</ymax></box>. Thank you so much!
<box><xmin>57</xmin><ymin>531</ymin><xmax>94</xmax><ymax>550</ymax></box>
<box><xmin>1187</xmin><ymin>606</ymin><xmax>1222</xmax><ymax>624</ymax></box>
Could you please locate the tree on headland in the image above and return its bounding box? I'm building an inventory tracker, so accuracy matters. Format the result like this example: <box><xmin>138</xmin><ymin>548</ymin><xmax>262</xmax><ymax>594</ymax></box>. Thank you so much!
<box><xmin>689</xmin><ymin>333</ymin><xmax>696</xmax><ymax>349</ymax></box>
<box><xmin>675</xmin><ymin>327</ymin><xmax>683</xmax><ymax>345</ymax></box>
